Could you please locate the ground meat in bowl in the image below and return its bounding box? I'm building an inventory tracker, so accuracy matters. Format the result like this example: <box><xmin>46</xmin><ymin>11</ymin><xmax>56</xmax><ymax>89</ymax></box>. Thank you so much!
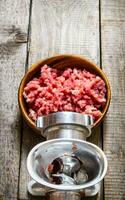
<box><xmin>23</xmin><ymin>65</ymin><xmax>106</xmax><ymax>121</ymax></box>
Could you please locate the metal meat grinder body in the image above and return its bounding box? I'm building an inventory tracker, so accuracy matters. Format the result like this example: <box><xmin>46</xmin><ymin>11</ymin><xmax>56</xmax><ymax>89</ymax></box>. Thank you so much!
<box><xmin>27</xmin><ymin>112</ymin><xmax>107</xmax><ymax>199</ymax></box>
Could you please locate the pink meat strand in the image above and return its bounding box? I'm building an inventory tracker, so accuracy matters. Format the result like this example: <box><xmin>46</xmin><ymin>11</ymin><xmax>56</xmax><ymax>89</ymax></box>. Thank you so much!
<box><xmin>23</xmin><ymin>65</ymin><xmax>106</xmax><ymax>121</ymax></box>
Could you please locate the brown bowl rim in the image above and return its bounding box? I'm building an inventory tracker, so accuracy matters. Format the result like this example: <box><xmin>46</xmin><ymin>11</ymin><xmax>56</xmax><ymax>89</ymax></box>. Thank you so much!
<box><xmin>18</xmin><ymin>54</ymin><xmax>111</xmax><ymax>133</ymax></box>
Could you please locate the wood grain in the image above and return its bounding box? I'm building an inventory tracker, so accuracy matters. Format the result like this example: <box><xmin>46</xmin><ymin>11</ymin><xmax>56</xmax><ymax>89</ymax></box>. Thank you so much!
<box><xmin>101</xmin><ymin>0</ymin><xmax>125</xmax><ymax>199</ymax></box>
<box><xmin>19</xmin><ymin>0</ymin><xmax>102</xmax><ymax>200</ymax></box>
<box><xmin>0</xmin><ymin>0</ymin><xmax>30</xmax><ymax>199</ymax></box>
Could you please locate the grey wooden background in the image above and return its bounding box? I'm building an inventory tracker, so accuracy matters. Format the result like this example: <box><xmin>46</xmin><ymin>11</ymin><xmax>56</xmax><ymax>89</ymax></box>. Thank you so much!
<box><xmin>0</xmin><ymin>0</ymin><xmax>125</xmax><ymax>200</ymax></box>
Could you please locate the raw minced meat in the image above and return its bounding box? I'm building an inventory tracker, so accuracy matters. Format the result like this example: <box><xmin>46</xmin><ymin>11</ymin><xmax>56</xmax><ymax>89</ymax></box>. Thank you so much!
<box><xmin>23</xmin><ymin>65</ymin><xmax>106</xmax><ymax>121</ymax></box>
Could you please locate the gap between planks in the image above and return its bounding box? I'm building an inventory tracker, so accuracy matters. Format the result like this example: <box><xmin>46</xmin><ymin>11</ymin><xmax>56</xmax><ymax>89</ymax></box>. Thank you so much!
<box><xmin>19</xmin><ymin>1</ymin><xmax>103</xmax><ymax>200</ymax></box>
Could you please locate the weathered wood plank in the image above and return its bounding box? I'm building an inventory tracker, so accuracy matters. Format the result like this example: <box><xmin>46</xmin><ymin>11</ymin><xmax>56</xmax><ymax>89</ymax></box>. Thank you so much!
<box><xmin>0</xmin><ymin>0</ymin><xmax>30</xmax><ymax>199</ymax></box>
<box><xmin>18</xmin><ymin>122</ymin><xmax>44</xmax><ymax>200</ymax></box>
<box><xmin>101</xmin><ymin>0</ymin><xmax>125</xmax><ymax>199</ymax></box>
<box><xmin>19</xmin><ymin>0</ymin><xmax>102</xmax><ymax>199</ymax></box>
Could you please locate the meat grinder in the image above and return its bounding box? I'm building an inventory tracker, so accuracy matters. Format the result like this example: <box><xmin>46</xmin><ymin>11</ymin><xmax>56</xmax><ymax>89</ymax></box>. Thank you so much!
<box><xmin>27</xmin><ymin>112</ymin><xmax>107</xmax><ymax>199</ymax></box>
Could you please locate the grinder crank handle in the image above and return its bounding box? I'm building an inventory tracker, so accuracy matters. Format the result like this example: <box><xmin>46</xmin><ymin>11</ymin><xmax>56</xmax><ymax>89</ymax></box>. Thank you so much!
<box><xmin>27</xmin><ymin>180</ymin><xmax>100</xmax><ymax>199</ymax></box>
<box><xmin>48</xmin><ymin>184</ymin><xmax>100</xmax><ymax>199</ymax></box>
<box><xmin>27</xmin><ymin>180</ymin><xmax>80</xmax><ymax>199</ymax></box>
<box><xmin>27</xmin><ymin>180</ymin><xmax>46</xmax><ymax>196</ymax></box>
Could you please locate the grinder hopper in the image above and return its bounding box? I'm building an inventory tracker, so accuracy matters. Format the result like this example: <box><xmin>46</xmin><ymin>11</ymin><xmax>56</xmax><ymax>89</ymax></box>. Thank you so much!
<box><xmin>27</xmin><ymin>112</ymin><xmax>107</xmax><ymax>199</ymax></box>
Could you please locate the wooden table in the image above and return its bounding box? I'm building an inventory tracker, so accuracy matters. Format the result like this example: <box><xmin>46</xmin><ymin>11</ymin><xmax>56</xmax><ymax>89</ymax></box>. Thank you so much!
<box><xmin>0</xmin><ymin>0</ymin><xmax>125</xmax><ymax>199</ymax></box>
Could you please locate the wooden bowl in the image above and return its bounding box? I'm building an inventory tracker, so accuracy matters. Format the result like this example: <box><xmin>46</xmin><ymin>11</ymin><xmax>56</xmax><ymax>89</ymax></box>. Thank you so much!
<box><xmin>18</xmin><ymin>55</ymin><xmax>111</xmax><ymax>134</ymax></box>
